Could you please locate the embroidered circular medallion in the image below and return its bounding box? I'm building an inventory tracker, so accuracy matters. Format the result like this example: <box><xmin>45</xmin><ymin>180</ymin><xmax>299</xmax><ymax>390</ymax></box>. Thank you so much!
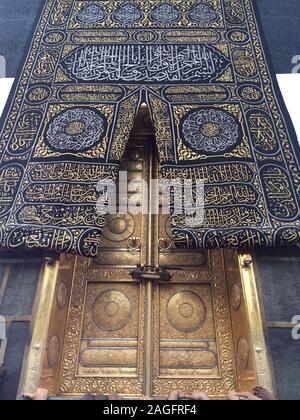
<box><xmin>25</xmin><ymin>86</ymin><xmax>52</xmax><ymax>104</ymax></box>
<box><xmin>187</xmin><ymin>3</ymin><xmax>218</xmax><ymax>24</ymax></box>
<box><xmin>133</xmin><ymin>29</ymin><xmax>158</xmax><ymax>43</ymax></box>
<box><xmin>237</xmin><ymin>84</ymin><xmax>264</xmax><ymax>104</ymax></box>
<box><xmin>181</xmin><ymin>108</ymin><xmax>240</xmax><ymax>153</ymax></box>
<box><xmin>75</xmin><ymin>4</ymin><xmax>106</xmax><ymax>25</ymax></box>
<box><xmin>45</xmin><ymin>108</ymin><xmax>106</xmax><ymax>152</ymax></box>
<box><xmin>43</xmin><ymin>30</ymin><xmax>66</xmax><ymax>46</ymax></box>
<box><xmin>150</xmin><ymin>3</ymin><xmax>181</xmax><ymax>24</ymax></box>
<box><xmin>112</xmin><ymin>3</ymin><xmax>144</xmax><ymax>25</ymax></box>
<box><xmin>226</xmin><ymin>29</ymin><xmax>250</xmax><ymax>45</ymax></box>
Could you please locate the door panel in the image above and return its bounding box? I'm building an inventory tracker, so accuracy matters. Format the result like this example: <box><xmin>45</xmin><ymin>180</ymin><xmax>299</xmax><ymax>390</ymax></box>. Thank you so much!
<box><xmin>157</xmin><ymin>283</ymin><xmax>218</xmax><ymax>377</ymax></box>
<box><xmin>58</xmin><ymin>258</ymin><xmax>146</xmax><ymax>397</ymax></box>
<box><xmin>78</xmin><ymin>282</ymin><xmax>142</xmax><ymax>377</ymax></box>
<box><xmin>152</xmin><ymin>250</ymin><xmax>240</xmax><ymax>398</ymax></box>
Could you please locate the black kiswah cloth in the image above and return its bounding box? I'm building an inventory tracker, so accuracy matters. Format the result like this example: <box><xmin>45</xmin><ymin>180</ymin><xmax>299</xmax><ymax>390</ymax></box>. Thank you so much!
<box><xmin>0</xmin><ymin>0</ymin><xmax>299</xmax><ymax>256</ymax></box>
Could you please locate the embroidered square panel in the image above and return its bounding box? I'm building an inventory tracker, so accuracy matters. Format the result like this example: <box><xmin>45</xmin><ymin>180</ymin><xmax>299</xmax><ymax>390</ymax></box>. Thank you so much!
<box><xmin>0</xmin><ymin>0</ymin><xmax>299</xmax><ymax>256</ymax></box>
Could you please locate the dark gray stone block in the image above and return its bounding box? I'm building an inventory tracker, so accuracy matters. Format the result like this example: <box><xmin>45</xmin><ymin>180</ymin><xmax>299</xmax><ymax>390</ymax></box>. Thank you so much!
<box><xmin>255</xmin><ymin>255</ymin><xmax>300</xmax><ymax>322</ymax></box>
<box><xmin>0</xmin><ymin>322</ymin><xmax>30</xmax><ymax>401</ymax></box>
<box><xmin>0</xmin><ymin>263</ymin><xmax>41</xmax><ymax>316</ymax></box>
<box><xmin>267</xmin><ymin>328</ymin><xmax>300</xmax><ymax>400</ymax></box>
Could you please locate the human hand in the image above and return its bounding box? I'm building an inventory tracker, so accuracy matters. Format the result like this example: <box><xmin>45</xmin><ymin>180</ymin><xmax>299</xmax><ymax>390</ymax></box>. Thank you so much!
<box><xmin>167</xmin><ymin>390</ymin><xmax>186</xmax><ymax>400</ymax></box>
<box><xmin>253</xmin><ymin>386</ymin><xmax>275</xmax><ymax>401</ymax></box>
<box><xmin>228</xmin><ymin>390</ymin><xmax>261</xmax><ymax>401</ymax></box>
<box><xmin>185</xmin><ymin>391</ymin><xmax>210</xmax><ymax>400</ymax></box>
<box><xmin>24</xmin><ymin>388</ymin><xmax>49</xmax><ymax>401</ymax></box>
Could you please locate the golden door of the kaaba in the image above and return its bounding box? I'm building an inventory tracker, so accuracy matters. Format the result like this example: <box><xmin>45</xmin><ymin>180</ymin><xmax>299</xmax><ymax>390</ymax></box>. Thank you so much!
<box><xmin>33</xmin><ymin>107</ymin><xmax>269</xmax><ymax>399</ymax></box>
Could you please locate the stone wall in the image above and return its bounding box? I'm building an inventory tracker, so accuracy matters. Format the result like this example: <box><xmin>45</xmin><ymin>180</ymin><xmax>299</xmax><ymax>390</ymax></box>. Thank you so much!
<box><xmin>0</xmin><ymin>259</ymin><xmax>42</xmax><ymax>400</ymax></box>
<box><xmin>254</xmin><ymin>247</ymin><xmax>300</xmax><ymax>400</ymax></box>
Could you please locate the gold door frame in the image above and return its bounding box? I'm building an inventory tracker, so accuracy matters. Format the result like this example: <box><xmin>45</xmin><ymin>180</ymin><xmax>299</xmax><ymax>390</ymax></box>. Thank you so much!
<box><xmin>20</xmin><ymin>250</ymin><xmax>274</xmax><ymax>397</ymax></box>
<box><xmin>238</xmin><ymin>253</ymin><xmax>274</xmax><ymax>392</ymax></box>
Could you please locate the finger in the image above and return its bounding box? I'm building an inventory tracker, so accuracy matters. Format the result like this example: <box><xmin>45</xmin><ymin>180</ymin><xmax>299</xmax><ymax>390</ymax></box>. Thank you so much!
<box><xmin>168</xmin><ymin>390</ymin><xmax>180</xmax><ymax>400</ymax></box>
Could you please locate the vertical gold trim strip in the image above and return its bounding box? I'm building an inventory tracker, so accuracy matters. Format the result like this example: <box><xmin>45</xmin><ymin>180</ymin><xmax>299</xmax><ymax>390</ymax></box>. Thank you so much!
<box><xmin>20</xmin><ymin>258</ymin><xmax>59</xmax><ymax>395</ymax></box>
<box><xmin>238</xmin><ymin>252</ymin><xmax>274</xmax><ymax>393</ymax></box>
<box><xmin>144</xmin><ymin>132</ymin><xmax>154</xmax><ymax>398</ymax></box>
<box><xmin>144</xmin><ymin>281</ymin><xmax>153</xmax><ymax>398</ymax></box>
